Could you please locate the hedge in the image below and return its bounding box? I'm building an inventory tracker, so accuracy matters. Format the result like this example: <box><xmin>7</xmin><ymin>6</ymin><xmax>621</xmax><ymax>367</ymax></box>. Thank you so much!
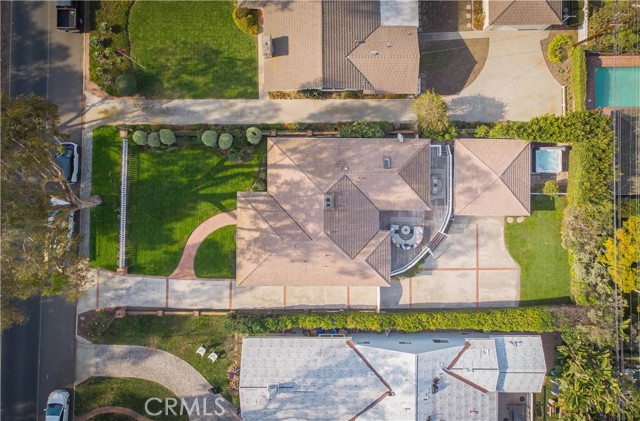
<box><xmin>572</xmin><ymin>46</ymin><xmax>586</xmax><ymax>112</ymax></box>
<box><xmin>224</xmin><ymin>307</ymin><xmax>557</xmax><ymax>335</ymax></box>
<box><xmin>159</xmin><ymin>129</ymin><xmax>176</xmax><ymax>145</ymax></box>
<box><xmin>115</xmin><ymin>73</ymin><xmax>137</xmax><ymax>97</ymax></box>
<box><xmin>219</xmin><ymin>133</ymin><xmax>233</xmax><ymax>150</ymax></box>
<box><xmin>132</xmin><ymin>130</ymin><xmax>148</xmax><ymax>146</ymax></box>
<box><xmin>338</xmin><ymin>121</ymin><xmax>386</xmax><ymax>138</ymax></box>
<box><xmin>201</xmin><ymin>130</ymin><xmax>218</xmax><ymax>147</ymax></box>
<box><xmin>147</xmin><ymin>132</ymin><xmax>160</xmax><ymax>147</ymax></box>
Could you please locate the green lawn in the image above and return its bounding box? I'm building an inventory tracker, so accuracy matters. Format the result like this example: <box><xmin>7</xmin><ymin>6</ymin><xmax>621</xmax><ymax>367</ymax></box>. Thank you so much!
<box><xmin>89</xmin><ymin>316</ymin><xmax>236</xmax><ymax>403</ymax></box>
<box><xmin>74</xmin><ymin>377</ymin><xmax>187</xmax><ymax>421</ymax></box>
<box><xmin>505</xmin><ymin>196</ymin><xmax>571</xmax><ymax>304</ymax></box>
<box><xmin>90</xmin><ymin>126</ymin><xmax>122</xmax><ymax>271</ymax></box>
<box><xmin>128</xmin><ymin>0</ymin><xmax>258</xmax><ymax>99</ymax></box>
<box><xmin>194</xmin><ymin>225</ymin><xmax>236</xmax><ymax>278</ymax></box>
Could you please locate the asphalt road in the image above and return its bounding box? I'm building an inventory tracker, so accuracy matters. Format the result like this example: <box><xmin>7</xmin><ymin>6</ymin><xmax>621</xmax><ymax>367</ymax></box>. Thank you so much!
<box><xmin>2</xmin><ymin>1</ymin><xmax>84</xmax><ymax>420</ymax></box>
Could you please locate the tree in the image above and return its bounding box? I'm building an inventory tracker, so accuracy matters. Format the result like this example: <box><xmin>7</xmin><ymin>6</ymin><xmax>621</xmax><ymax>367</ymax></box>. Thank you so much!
<box><xmin>219</xmin><ymin>133</ymin><xmax>233</xmax><ymax>150</ymax></box>
<box><xmin>245</xmin><ymin>127</ymin><xmax>262</xmax><ymax>145</ymax></box>
<box><xmin>1</xmin><ymin>94</ymin><xmax>100</xmax><ymax>329</ymax></box>
<box><xmin>159</xmin><ymin>129</ymin><xmax>176</xmax><ymax>145</ymax></box>
<box><xmin>411</xmin><ymin>90</ymin><xmax>457</xmax><ymax>140</ymax></box>
<box><xmin>132</xmin><ymin>130</ymin><xmax>148</xmax><ymax>146</ymax></box>
<box><xmin>115</xmin><ymin>73</ymin><xmax>137</xmax><ymax>96</ymax></box>
<box><xmin>602</xmin><ymin>216</ymin><xmax>639</xmax><ymax>293</ymax></box>
<box><xmin>338</xmin><ymin>121</ymin><xmax>385</xmax><ymax>138</ymax></box>
<box><xmin>201</xmin><ymin>130</ymin><xmax>218</xmax><ymax>147</ymax></box>
<box><xmin>147</xmin><ymin>132</ymin><xmax>161</xmax><ymax>147</ymax></box>
<box><xmin>542</xmin><ymin>180</ymin><xmax>559</xmax><ymax>196</ymax></box>
<box><xmin>547</xmin><ymin>34</ymin><xmax>573</xmax><ymax>63</ymax></box>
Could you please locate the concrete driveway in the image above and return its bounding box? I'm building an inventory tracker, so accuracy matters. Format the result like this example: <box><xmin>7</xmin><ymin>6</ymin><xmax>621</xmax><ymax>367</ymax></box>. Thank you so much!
<box><xmin>443</xmin><ymin>31</ymin><xmax>562</xmax><ymax>122</ymax></box>
<box><xmin>381</xmin><ymin>216</ymin><xmax>520</xmax><ymax>309</ymax></box>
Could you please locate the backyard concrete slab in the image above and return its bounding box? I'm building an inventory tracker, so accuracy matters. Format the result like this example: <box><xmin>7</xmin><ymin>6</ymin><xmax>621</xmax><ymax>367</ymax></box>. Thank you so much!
<box><xmin>477</xmin><ymin>217</ymin><xmax>519</xmax><ymax>268</ymax></box>
<box><xmin>446</xmin><ymin>30</ymin><xmax>562</xmax><ymax>122</ymax></box>
<box><xmin>407</xmin><ymin>270</ymin><xmax>477</xmax><ymax>308</ymax></box>
<box><xmin>478</xmin><ymin>270</ymin><xmax>520</xmax><ymax>307</ymax></box>
<box><xmin>168</xmin><ymin>279</ymin><xmax>231</xmax><ymax>309</ymax></box>
<box><xmin>424</xmin><ymin>216</ymin><xmax>476</xmax><ymax>269</ymax></box>
<box><xmin>349</xmin><ymin>286</ymin><xmax>380</xmax><ymax>309</ymax></box>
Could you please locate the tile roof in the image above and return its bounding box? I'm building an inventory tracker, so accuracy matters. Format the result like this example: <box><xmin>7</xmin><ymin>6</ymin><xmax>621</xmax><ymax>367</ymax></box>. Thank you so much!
<box><xmin>487</xmin><ymin>0</ymin><xmax>562</xmax><ymax>26</ymax></box>
<box><xmin>236</xmin><ymin>137</ymin><xmax>431</xmax><ymax>287</ymax></box>
<box><xmin>454</xmin><ymin>139</ymin><xmax>531</xmax><ymax>216</ymax></box>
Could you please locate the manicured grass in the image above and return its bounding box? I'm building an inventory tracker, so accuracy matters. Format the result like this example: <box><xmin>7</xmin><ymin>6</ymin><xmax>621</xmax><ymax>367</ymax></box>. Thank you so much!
<box><xmin>194</xmin><ymin>225</ymin><xmax>236</xmax><ymax>279</ymax></box>
<box><xmin>90</xmin><ymin>126</ymin><xmax>122</xmax><ymax>271</ymax></box>
<box><xmin>74</xmin><ymin>377</ymin><xmax>187</xmax><ymax>421</ymax></box>
<box><xmin>90</xmin><ymin>316</ymin><xmax>236</xmax><ymax>403</ymax></box>
<box><xmin>128</xmin><ymin>0</ymin><xmax>258</xmax><ymax>99</ymax></box>
<box><xmin>505</xmin><ymin>196</ymin><xmax>571</xmax><ymax>304</ymax></box>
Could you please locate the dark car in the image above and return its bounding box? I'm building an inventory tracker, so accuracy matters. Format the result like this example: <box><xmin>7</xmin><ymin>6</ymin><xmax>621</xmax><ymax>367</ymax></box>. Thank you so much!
<box><xmin>56</xmin><ymin>0</ymin><xmax>83</xmax><ymax>32</ymax></box>
<box><xmin>55</xmin><ymin>142</ymin><xmax>79</xmax><ymax>183</ymax></box>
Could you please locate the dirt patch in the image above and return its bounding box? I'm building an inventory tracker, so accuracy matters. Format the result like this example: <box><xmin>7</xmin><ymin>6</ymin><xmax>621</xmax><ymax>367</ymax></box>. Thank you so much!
<box><xmin>419</xmin><ymin>1</ymin><xmax>472</xmax><ymax>33</ymax></box>
<box><xmin>541</xmin><ymin>30</ymin><xmax>578</xmax><ymax>111</ymax></box>
<box><xmin>541</xmin><ymin>331</ymin><xmax>563</xmax><ymax>373</ymax></box>
<box><xmin>420</xmin><ymin>38</ymin><xmax>489</xmax><ymax>95</ymax></box>
<box><xmin>78</xmin><ymin>308</ymin><xmax>118</xmax><ymax>340</ymax></box>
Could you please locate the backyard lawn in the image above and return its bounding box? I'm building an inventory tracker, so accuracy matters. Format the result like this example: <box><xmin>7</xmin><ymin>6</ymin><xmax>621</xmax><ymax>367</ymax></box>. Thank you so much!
<box><xmin>505</xmin><ymin>196</ymin><xmax>571</xmax><ymax>304</ymax></box>
<box><xmin>194</xmin><ymin>225</ymin><xmax>236</xmax><ymax>279</ymax></box>
<box><xmin>74</xmin><ymin>377</ymin><xmax>186</xmax><ymax>421</ymax></box>
<box><xmin>128</xmin><ymin>0</ymin><xmax>257</xmax><ymax>99</ymax></box>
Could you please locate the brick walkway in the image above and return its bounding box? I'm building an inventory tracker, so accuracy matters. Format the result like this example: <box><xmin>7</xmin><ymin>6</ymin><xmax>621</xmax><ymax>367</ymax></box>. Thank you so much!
<box><xmin>170</xmin><ymin>211</ymin><xmax>237</xmax><ymax>280</ymax></box>
<box><xmin>76</xmin><ymin>406</ymin><xmax>152</xmax><ymax>421</ymax></box>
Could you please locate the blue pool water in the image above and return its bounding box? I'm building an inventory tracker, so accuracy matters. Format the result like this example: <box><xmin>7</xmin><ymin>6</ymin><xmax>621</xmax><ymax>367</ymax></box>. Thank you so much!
<box><xmin>535</xmin><ymin>148</ymin><xmax>562</xmax><ymax>173</ymax></box>
<box><xmin>595</xmin><ymin>67</ymin><xmax>640</xmax><ymax>107</ymax></box>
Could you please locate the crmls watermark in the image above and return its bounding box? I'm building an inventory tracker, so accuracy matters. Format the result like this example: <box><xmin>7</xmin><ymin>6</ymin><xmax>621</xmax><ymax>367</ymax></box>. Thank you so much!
<box><xmin>145</xmin><ymin>397</ymin><xmax>228</xmax><ymax>417</ymax></box>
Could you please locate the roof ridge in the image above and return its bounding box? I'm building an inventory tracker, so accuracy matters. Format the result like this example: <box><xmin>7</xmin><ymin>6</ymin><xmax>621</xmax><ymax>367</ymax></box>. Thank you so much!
<box><xmin>364</xmin><ymin>232</ymin><xmax>391</xmax><ymax>282</ymax></box>
<box><xmin>271</xmin><ymin>139</ymin><xmax>326</xmax><ymax>195</ymax></box>
<box><xmin>499</xmin><ymin>146</ymin><xmax>531</xmax><ymax>214</ymax></box>
<box><xmin>490</xmin><ymin>0</ymin><xmax>518</xmax><ymax>25</ymax></box>
<box><xmin>459</xmin><ymin>140</ymin><xmax>502</xmax><ymax>178</ymax></box>
<box><xmin>398</xmin><ymin>142</ymin><xmax>432</xmax><ymax>209</ymax></box>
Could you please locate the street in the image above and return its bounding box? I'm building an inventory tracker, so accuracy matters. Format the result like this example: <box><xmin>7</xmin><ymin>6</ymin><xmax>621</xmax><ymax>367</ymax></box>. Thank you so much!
<box><xmin>2</xmin><ymin>1</ymin><xmax>85</xmax><ymax>420</ymax></box>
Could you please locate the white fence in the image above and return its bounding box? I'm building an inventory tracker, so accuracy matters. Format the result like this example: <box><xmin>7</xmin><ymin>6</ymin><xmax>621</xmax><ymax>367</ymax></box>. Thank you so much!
<box><xmin>118</xmin><ymin>136</ymin><xmax>129</xmax><ymax>269</ymax></box>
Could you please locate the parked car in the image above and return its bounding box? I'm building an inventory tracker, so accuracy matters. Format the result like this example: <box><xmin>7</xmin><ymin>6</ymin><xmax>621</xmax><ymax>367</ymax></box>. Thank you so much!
<box><xmin>55</xmin><ymin>142</ymin><xmax>79</xmax><ymax>183</ymax></box>
<box><xmin>55</xmin><ymin>0</ymin><xmax>83</xmax><ymax>32</ymax></box>
<box><xmin>44</xmin><ymin>389</ymin><xmax>70</xmax><ymax>421</ymax></box>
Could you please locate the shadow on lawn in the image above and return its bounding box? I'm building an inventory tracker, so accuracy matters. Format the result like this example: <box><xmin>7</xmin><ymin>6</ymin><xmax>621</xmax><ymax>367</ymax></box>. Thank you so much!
<box><xmin>531</xmin><ymin>195</ymin><xmax>559</xmax><ymax>211</ymax></box>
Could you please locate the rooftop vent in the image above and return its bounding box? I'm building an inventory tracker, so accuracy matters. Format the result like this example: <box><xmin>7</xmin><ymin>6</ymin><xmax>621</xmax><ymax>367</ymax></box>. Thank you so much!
<box><xmin>267</xmin><ymin>383</ymin><xmax>279</xmax><ymax>400</ymax></box>
<box><xmin>324</xmin><ymin>194</ymin><xmax>334</xmax><ymax>210</ymax></box>
<box><xmin>383</xmin><ymin>157</ymin><xmax>391</xmax><ymax>169</ymax></box>
<box><xmin>371</xmin><ymin>50</ymin><xmax>379</xmax><ymax>56</ymax></box>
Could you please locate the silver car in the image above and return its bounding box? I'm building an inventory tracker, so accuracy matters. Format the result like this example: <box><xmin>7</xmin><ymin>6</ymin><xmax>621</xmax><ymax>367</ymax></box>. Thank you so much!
<box><xmin>44</xmin><ymin>389</ymin><xmax>70</xmax><ymax>421</ymax></box>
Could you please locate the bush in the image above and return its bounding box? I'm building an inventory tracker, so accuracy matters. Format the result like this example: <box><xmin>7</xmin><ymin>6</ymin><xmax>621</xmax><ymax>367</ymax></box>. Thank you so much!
<box><xmin>132</xmin><ymin>130</ymin><xmax>148</xmax><ymax>146</ymax></box>
<box><xmin>547</xmin><ymin>34</ymin><xmax>574</xmax><ymax>63</ymax></box>
<box><xmin>474</xmin><ymin>125</ymin><xmax>491</xmax><ymax>138</ymax></box>
<box><xmin>158</xmin><ymin>129</ymin><xmax>176</xmax><ymax>145</ymax></box>
<box><xmin>245</xmin><ymin>127</ymin><xmax>262</xmax><ymax>145</ymax></box>
<box><xmin>115</xmin><ymin>73</ymin><xmax>137</xmax><ymax>97</ymax></box>
<box><xmin>572</xmin><ymin>46</ymin><xmax>586</xmax><ymax>112</ymax></box>
<box><xmin>147</xmin><ymin>132</ymin><xmax>161</xmax><ymax>147</ymax></box>
<box><xmin>542</xmin><ymin>180</ymin><xmax>560</xmax><ymax>196</ymax></box>
<box><xmin>299</xmin><ymin>89</ymin><xmax>323</xmax><ymax>99</ymax></box>
<box><xmin>338</xmin><ymin>121</ymin><xmax>386</xmax><ymax>138</ymax></box>
<box><xmin>232</xmin><ymin>7</ymin><xmax>259</xmax><ymax>35</ymax></box>
<box><xmin>224</xmin><ymin>307</ymin><xmax>557</xmax><ymax>335</ymax></box>
<box><xmin>412</xmin><ymin>90</ymin><xmax>458</xmax><ymax>140</ymax></box>
<box><xmin>201</xmin><ymin>130</ymin><xmax>218</xmax><ymax>147</ymax></box>
<box><xmin>219</xmin><ymin>133</ymin><xmax>233</xmax><ymax>150</ymax></box>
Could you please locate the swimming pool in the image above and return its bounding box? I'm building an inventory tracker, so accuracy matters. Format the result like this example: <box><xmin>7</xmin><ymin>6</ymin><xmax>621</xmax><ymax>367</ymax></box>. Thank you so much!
<box><xmin>595</xmin><ymin>67</ymin><xmax>640</xmax><ymax>107</ymax></box>
<box><xmin>535</xmin><ymin>148</ymin><xmax>563</xmax><ymax>173</ymax></box>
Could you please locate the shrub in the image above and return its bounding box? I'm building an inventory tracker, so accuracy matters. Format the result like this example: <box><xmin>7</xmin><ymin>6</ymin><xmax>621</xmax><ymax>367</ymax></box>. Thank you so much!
<box><xmin>474</xmin><ymin>125</ymin><xmax>491</xmax><ymax>138</ymax></box>
<box><xmin>572</xmin><ymin>46</ymin><xmax>587</xmax><ymax>112</ymax></box>
<box><xmin>147</xmin><ymin>132</ymin><xmax>161</xmax><ymax>147</ymax></box>
<box><xmin>542</xmin><ymin>180</ymin><xmax>560</xmax><ymax>196</ymax></box>
<box><xmin>224</xmin><ymin>307</ymin><xmax>557</xmax><ymax>335</ymax></box>
<box><xmin>132</xmin><ymin>130</ymin><xmax>148</xmax><ymax>146</ymax></box>
<box><xmin>201</xmin><ymin>130</ymin><xmax>218</xmax><ymax>147</ymax></box>
<box><xmin>339</xmin><ymin>121</ymin><xmax>386</xmax><ymax>138</ymax></box>
<box><xmin>472</xmin><ymin>0</ymin><xmax>485</xmax><ymax>30</ymax></box>
<box><xmin>115</xmin><ymin>73</ymin><xmax>137</xmax><ymax>97</ymax></box>
<box><xmin>547</xmin><ymin>34</ymin><xmax>574</xmax><ymax>63</ymax></box>
<box><xmin>158</xmin><ymin>129</ymin><xmax>176</xmax><ymax>145</ymax></box>
<box><xmin>299</xmin><ymin>89</ymin><xmax>323</xmax><ymax>99</ymax></box>
<box><xmin>245</xmin><ymin>127</ymin><xmax>262</xmax><ymax>145</ymax></box>
<box><xmin>232</xmin><ymin>7</ymin><xmax>259</xmax><ymax>35</ymax></box>
<box><xmin>219</xmin><ymin>133</ymin><xmax>233</xmax><ymax>150</ymax></box>
<box><xmin>412</xmin><ymin>90</ymin><xmax>458</xmax><ymax>140</ymax></box>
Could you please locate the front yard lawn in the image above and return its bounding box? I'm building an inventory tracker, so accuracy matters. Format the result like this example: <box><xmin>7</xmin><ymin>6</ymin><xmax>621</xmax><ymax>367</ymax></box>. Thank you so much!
<box><xmin>74</xmin><ymin>377</ymin><xmax>186</xmax><ymax>421</ymax></box>
<box><xmin>128</xmin><ymin>0</ymin><xmax>258</xmax><ymax>99</ymax></box>
<box><xmin>194</xmin><ymin>225</ymin><xmax>236</xmax><ymax>279</ymax></box>
<box><xmin>505</xmin><ymin>196</ymin><xmax>571</xmax><ymax>304</ymax></box>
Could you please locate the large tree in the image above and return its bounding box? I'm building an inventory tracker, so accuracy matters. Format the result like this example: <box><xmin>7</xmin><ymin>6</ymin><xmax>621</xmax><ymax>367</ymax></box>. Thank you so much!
<box><xmin>603</xmin><ymin>215</ymin><xmax>639</xmax><ymax>294</ymax></box>
<box><xmin>411</xmin><ymin>90</ymin><xmax>457</xmax><ymax>140</ymax></box>
<box><xmin>1</xmin><ymin>94</ymin><xmax>101</xmax><ymax>330</ymax></box>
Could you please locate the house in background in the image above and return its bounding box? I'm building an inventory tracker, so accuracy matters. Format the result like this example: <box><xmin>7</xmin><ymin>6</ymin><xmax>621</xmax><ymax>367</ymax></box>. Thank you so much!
<box><xmin>250</xmin><ymin>0</ymin><xmax>420</xmax><ymax>94</ymax></box>
<box><xmin>239</xmin><ymin>333</ymin><xmax>547</xmax><ymax>421</ymax></box>
<box><xmin>483</xmin><ymin>0</ymin><xmax>563</xmax><ymax>30</ymax></box>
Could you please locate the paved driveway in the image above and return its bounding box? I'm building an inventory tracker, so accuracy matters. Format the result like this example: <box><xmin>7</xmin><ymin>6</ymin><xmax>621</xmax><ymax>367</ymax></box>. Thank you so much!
<box><xmin>381</xmin><ymin>216</ymin><xmax>520</xmax><ymax>309</ymax></box>
<box><xmin>441</xmin><ymin>31</ymin><xmax>562</xmax><ymax>122</ymax></box>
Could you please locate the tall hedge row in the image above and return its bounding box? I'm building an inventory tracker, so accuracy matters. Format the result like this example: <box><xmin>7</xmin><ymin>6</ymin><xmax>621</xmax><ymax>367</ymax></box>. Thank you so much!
<box><xmin>572</xmin><ymin>46</ymin><xmax>587</xmax><ymax>112</ymax></box>
<box><xmin>224</xmin><ymin>307</ymin><xmax>556</xmax><ymax>335</ymax></box>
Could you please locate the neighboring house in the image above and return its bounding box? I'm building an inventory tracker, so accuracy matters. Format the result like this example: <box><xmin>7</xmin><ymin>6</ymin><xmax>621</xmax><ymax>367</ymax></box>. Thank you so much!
<box><xmin>239</xmin><ymin>333</ymin><xmax>547</xmax><ymax>421</ymax></box>
<box><xmin>252</xmin><ymin>0</ymin><xmax>420</xmax><ymax>94</ymax></box>
<box><xmin>454</xmin><ymin>138</ymin><xmax>531</xmax><ymax>216</ymax></box>
<box><xmin>236</xmin><ymin>137</ymin><xmax>452</xmax><ymax>289</ymax></box>
<box><xmin>483</xmin><ymin>0</ymin><xmax>563</xmax><ymax>30</ymax></box>
<box><xmin>614</xmin><ymin>110</ymin><xmax>640</xmax><ymax>196</ymax></box>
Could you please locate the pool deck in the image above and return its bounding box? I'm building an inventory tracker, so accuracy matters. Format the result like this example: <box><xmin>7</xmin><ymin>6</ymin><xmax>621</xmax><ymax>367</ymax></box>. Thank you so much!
<box><xmin>587</xmin><ymin>54</ymin><xmax>640</xmax><ymax>111</ymax></box>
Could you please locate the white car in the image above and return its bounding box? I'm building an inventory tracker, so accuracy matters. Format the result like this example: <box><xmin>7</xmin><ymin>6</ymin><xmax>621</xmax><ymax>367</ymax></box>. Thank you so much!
<box><xmin>44</xmin><ymin>389</ymin><xmax>70</xmax><ymax>421</ymax></box>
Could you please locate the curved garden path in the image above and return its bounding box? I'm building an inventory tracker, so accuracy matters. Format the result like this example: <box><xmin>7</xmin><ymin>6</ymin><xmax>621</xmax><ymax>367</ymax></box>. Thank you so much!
<box><xmin>76</xmin><ymin>342</ymin><xmax>240</xmax><ymax>421</ymax></box>
<box><xmin>76</xmin><ymin>406</ymin><xmax>152</xmax><ymax>421</ymax></box>
<box><xmin>170</xmin><ymin>211</ymin><xmax>237</xmax><ymax>280</ymax></box>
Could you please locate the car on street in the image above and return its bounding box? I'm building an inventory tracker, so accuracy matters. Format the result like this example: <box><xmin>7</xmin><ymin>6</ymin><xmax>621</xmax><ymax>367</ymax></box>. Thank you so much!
<box><xmin>44</xmin><ymin>389</ymin><xmax>70</xmax><ymax>421</ymax></box>
<box><xmin>55</xmin><ymin>0</ymin><xmax>83</xmax><ymax>32</ymax></box>
<box><xmin>54</xmin><ymin>142</ymin><xmax>79</xmax><ymax>183</ymax></box>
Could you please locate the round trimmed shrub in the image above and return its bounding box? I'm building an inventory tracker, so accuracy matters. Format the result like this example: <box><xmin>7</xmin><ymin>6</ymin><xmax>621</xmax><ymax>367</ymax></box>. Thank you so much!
<box><xmin>132</xmin><ymin>130</ymin><xmax>148</xmax><ymax>146</ymax></box>
<box><xmin>115</xmin><ymin>73</ymin><xmax>137</xmax><ymax>96</ymax></box>
<box><xmin>159</xmin><ymin>129</ymin><xmax>176</xmax><ymax>145</ymax></box>
<box><xmin>547</xmin><ymin>34</ymin><xmax>573</xmax><ymax>63</ymax></box>
<box><xmin>543</xmin><ymin>180</ymin><xmax>560</xmax><ymax>196</ymax></box>
<box><xmin>219</xmin><ymin>133</ymin><xmax>233</xmax><ymax>150</ymax></box>
<box><xmin>245</xmin><ymin>127</ymin><xmax>262</xmax><ymax>145</ymax></box>
<box><xmin>148</xmin><ymin>132</ymin><xmax>161</xmax><ymax>147</ymax></box>
<box><xmin>232</xmin><ymin>7</ymin><xmax>259</xmax><ymax>35</ymax></box>
<box><xmin>201</xmin><ymin>130</ymin><xmax>218</xmax><ymax>147</ymax></box>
